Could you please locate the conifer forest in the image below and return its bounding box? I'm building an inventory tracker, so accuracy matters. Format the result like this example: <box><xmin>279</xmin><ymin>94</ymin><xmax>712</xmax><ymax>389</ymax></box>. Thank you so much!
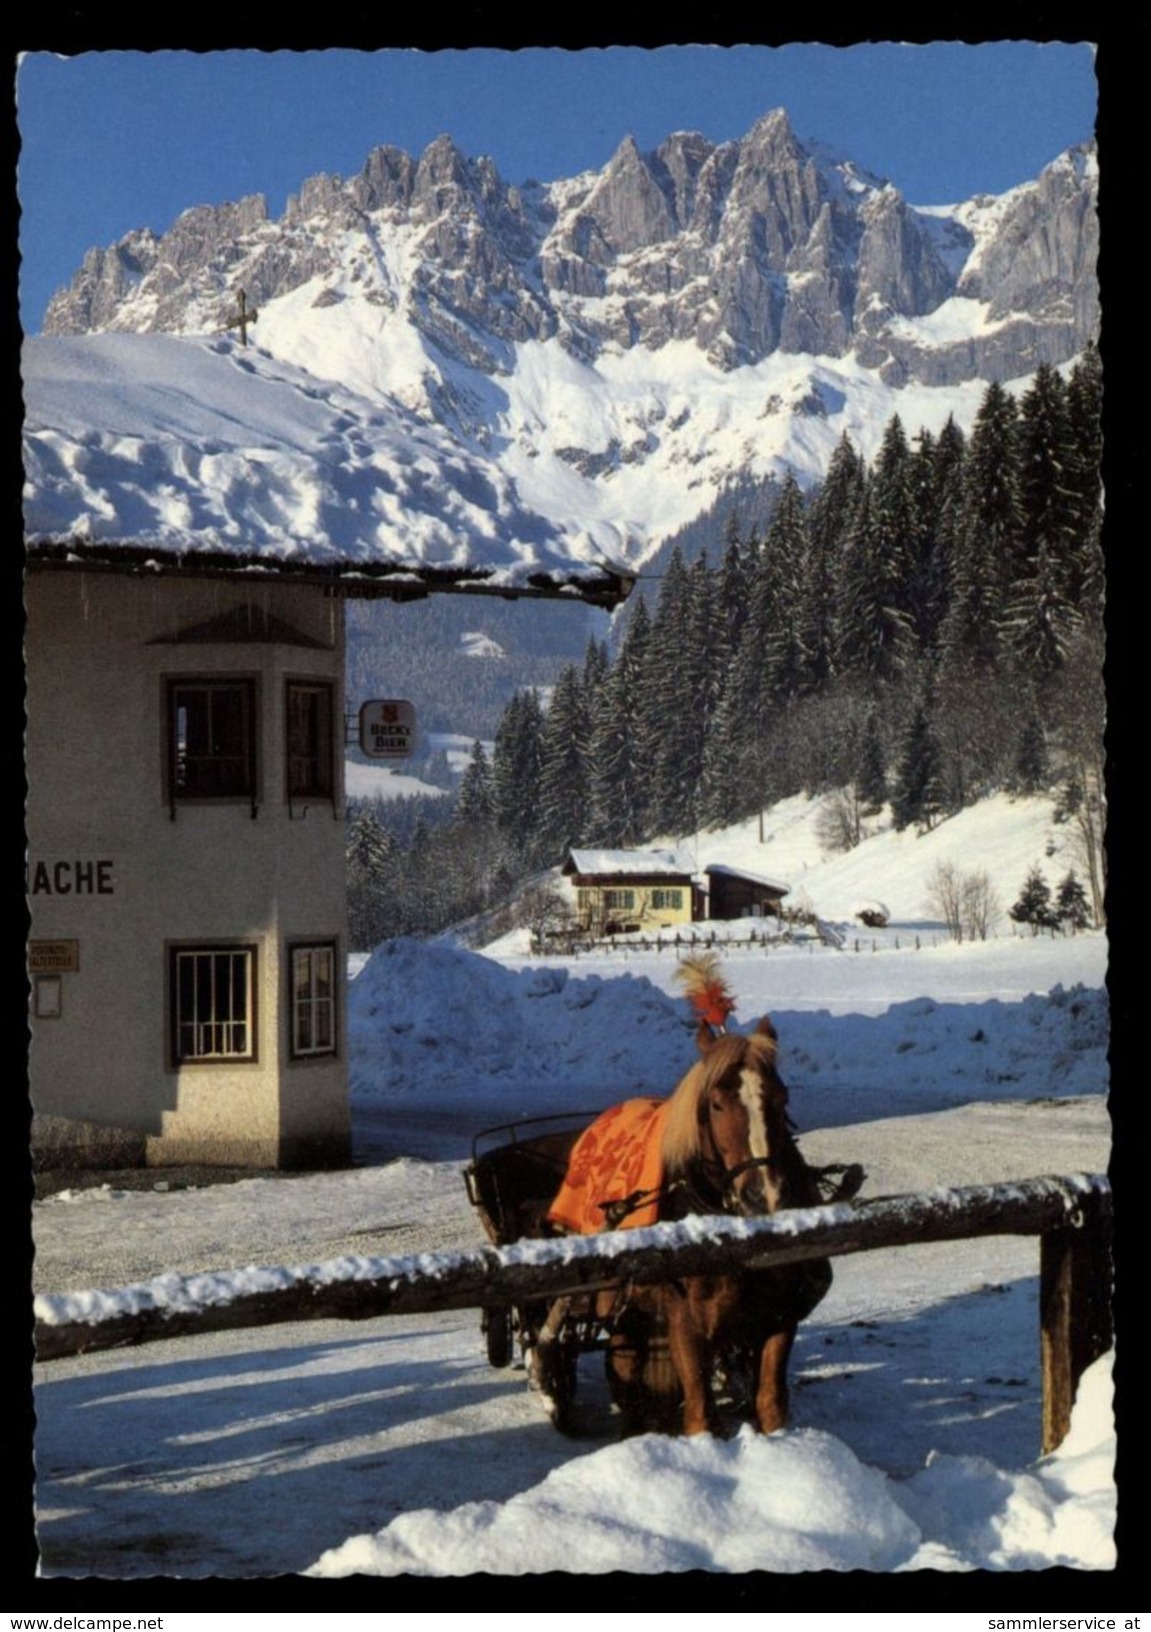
<box><xmin>347</xmin><ymin>353</ymin><xmax>1105</xmax><ymax>946</ymax></box>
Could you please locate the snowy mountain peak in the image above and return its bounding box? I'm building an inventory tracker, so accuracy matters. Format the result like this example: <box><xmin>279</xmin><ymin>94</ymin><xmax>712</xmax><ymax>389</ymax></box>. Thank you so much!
<box><xmin>42</xmin><ymin>112</ymin><xmax>1096</xmax><ymax>383</ymax></box>
<box><xmin>37</xmin><ymin>113</ymin><xmax>1098</xmax><ymax>570</ymax></box>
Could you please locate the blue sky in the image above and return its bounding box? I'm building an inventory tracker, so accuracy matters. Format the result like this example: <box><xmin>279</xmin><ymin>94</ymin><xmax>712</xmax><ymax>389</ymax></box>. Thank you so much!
<box><xmin>17</xmin><ymin>43</ymin><xmax>1098</xmax><ymax>333</ymax></box>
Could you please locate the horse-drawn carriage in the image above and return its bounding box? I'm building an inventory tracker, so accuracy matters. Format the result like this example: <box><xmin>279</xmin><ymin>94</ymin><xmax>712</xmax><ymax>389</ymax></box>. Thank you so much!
<box><xmin>464</xmin><ymin>957</ymin><xmax>864</xmax><ymax>1438</ymax></box>
<box><xmin>465</xmin><ymin>1110</ymin><xmax>608</xmax><ymax>1430</ymax></box>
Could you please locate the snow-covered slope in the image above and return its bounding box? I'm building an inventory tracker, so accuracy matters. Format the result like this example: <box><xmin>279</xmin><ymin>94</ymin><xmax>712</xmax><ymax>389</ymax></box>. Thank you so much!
<box><xmin>481</xmin><ymin>788</ymin><xmax>1093</xmax><ymax>957</ymax></box>
<box><xmin>679</xmin><ymin>788</ymin><xmax>1074</xmax><ymax>927</ymax></box>
<box><xmin>21</xmin><ymin>332</ymin><xmax>632</xmax><ymax>596</ymax></box>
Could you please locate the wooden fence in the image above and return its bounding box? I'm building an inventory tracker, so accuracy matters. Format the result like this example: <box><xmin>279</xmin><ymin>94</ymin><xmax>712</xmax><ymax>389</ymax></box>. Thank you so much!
<box><xmin>536</xmin><ymin>928</ymin><xmax>930</xmax><ymax>956</ymax></box>
<box><xmin>35</xmin><ymin>1172</ymin><xmax>1111</xmax><ymax>1452</ymax></box>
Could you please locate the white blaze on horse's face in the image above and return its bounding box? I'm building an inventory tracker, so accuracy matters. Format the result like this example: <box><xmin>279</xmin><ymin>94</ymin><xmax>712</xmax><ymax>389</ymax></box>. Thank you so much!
<box><xmin>734</xmin><ymin>1065</ymin><xmax>783</xmax><ymax>1216</ymax></box>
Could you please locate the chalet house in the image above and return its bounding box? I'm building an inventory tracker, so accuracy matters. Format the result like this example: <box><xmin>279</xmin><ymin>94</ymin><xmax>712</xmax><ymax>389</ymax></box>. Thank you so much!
<box><xmin>562</xmin><ymin>849</ymin><xmax>700</xmax><ymax>935</ymax></box>
<box><xmin>704</xmin><ymin>864</ymin><xmax>790</xmax><ymax>921</ymax></box>
<box><xmin>24</xmin><ymin>334</ymin><xmax>630</xmax><ymax>1170</ymax></box>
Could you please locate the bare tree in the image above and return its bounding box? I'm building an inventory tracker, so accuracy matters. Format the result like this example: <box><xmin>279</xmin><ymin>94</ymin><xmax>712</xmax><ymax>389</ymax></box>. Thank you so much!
<box><xmin>960</xmin><ymin>870</ymin><xmax>1000</xmax><ymax>941</ymax></box>
<box><xmin>927</xmin><ymin>861</ymin><xmax>1001</xmax><ymax>943</ymax></box>
<box><xmin>815</xmin><ymin>784</ymin><xmax>865</xmax><ymax>852</ymax></box>
<box><xmin>518</xmin><ymin>881</ymin><xmax>578</xmax><ymax>950</ymax></box>
<box><xmin>926</xmin><ymin>860</ymin><xmax>964</xmax><ymax>941</ymax></box>
<box><xmin>1067</xmin><ymin>759</ymin><xmax>1105</xmax><ymax>929</ymax></box>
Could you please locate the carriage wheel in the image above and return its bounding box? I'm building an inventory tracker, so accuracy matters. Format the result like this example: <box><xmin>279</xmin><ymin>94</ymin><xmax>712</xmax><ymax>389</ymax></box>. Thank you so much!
<box><xmin>483</xmin><ymin>1305</ymin><xmax>515</xmax><ymax>1369</ymax></box>
<box><xmin>538</xmin><ymin>1342</ymin><xmax>579</xmax><ymax>1434</ymax></box>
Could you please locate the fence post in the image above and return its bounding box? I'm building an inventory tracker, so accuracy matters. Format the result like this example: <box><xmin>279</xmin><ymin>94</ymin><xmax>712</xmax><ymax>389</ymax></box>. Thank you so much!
<box><xmin>1039</xmin><ymin>1205</ymin><xmax>1113</xmax><ymax>1454</ymax></box>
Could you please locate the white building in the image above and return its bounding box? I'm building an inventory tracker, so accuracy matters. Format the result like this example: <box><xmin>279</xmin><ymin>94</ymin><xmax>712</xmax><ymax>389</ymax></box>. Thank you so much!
<box><xmin>24</xmin><ymin>335</ymin><xmax>630</xmax><ymax>1170</ymax></box>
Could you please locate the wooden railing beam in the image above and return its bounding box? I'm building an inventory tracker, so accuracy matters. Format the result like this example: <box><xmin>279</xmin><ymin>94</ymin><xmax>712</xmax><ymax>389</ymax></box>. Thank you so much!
<box><xmin>36</xmin><ymin>1175</ymin><xmax>1110</xmax><ymax>1363</ymax></box>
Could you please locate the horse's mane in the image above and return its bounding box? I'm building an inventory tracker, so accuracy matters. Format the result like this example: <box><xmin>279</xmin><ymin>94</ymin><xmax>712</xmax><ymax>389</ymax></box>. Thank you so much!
<box><xmin>661</xmin><ymin>1029</ymin><xmax>779</xmax><ymax>1176</ymax></box>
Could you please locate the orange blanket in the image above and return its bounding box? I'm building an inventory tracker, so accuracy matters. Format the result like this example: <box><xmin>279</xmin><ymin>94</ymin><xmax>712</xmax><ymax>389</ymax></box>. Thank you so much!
<box><xmin>547</xmin><ymin>1098</ymin><xmax>670</xmax><ymax>1234</ymax></box>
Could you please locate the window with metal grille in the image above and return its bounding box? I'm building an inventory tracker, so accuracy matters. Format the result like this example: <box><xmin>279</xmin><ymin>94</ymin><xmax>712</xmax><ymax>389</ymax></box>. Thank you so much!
<box><xmin>290</xmin><ymin>942</ymin><xmax>337</xmax><ymax>1058</ymax></box>
<box><xmin>168</xmin><ymin>679</ymin><xmax>256</xmax><ymax>799</ymax></box>
<box><xmin>171</xmin><ymin>946</ymin><xmax>256</xmax><ymax>1063</ymax></box>
<box><xmin>286</xmin><ymin>681</ymin><xmax>334</xmax><ymax>800</ymax></box>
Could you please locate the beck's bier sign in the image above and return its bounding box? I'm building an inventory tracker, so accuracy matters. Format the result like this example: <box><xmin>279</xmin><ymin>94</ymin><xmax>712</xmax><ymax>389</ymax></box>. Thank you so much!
<box><xmin>359</xmin><ymin>699</ymin><xmax>416</xmax><ymax>760</ymax></box>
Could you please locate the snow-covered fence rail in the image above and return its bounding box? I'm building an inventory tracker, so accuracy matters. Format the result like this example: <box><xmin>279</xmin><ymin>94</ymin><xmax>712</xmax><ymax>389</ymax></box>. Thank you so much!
<box><xmin>35</xmin><ymin>1174</ymin><xmax>1110</xmax><ymax>1451</ymax></box>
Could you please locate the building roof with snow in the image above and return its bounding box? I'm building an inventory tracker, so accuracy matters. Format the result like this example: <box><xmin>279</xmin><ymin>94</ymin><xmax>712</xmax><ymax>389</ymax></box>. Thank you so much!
<box><xmin>563</xmin><ymin>848</ymin><xmax>694</xmax><ymax>879</ymax></box>
<box><xmin>22</xmin><ymin>334</ymin><xmax>634</xmax><ymax>608</ymax></box>
<box><xmin>704</xmin><ymin>863</ymin><xmax>791</xmax><ymax>895</ymax></box>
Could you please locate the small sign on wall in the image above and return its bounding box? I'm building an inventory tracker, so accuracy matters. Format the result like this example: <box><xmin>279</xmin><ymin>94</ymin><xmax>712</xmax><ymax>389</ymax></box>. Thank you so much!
<box><xmin>29</xmin><ymin>940</ymin><xmax>80</xmax><ymax>973</ymax></box>
<box><xmin>359</xmin><ymin>699</ymin><xmax>416</xmax><ymax>760</ymax></box>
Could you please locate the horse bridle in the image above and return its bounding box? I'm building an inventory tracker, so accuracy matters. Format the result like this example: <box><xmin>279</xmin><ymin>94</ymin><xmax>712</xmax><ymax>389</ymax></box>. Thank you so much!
<box><xmin>694</xmin><ymin>1089</ymin><xmax>793</xmax><ymax>1215</ymax></box>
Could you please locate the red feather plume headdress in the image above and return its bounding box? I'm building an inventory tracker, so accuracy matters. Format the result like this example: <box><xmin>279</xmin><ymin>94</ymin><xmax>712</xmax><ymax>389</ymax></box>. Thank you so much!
<box><xmin>675</xmin><ymin>951</ymin><xmax>737</xmax><ymax>1033</ymax></box>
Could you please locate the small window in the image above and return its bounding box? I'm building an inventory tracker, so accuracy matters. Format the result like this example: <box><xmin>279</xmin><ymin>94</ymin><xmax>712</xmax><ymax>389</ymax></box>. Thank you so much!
<box><xmin>286</xmin><ymin>681</ymin><xmax>334</xmax><ymax>800</ymax></box>
<box><xmin>171</xmin><ymin>946</ymin><xmax>256</xmax><ymax>1063</ymax></box>
<box><xmin>652</xmin><ymin>888</ymin><xmax>683</xmax><ymax>911</ymax></box>
<box><xmin>168</xmin><ymin>679</ymin><xmax>256</xmax><ymax>799</ymax></box>
<box><xmin>604</xmin><ymin>889</ymin><xmax>636</xmax><ymax>911</ymax></box>
<box><xmin>290</xmin><ymin>942</ymin><xmax>337</xmax><ymax>1058</ymax></box>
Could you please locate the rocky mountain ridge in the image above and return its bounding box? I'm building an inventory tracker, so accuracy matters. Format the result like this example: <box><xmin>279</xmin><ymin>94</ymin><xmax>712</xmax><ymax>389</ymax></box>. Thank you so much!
<box><xmin>44</xmin><ymin>109</ymin><xmax>1097</xmax><ymax>393</ymax></box>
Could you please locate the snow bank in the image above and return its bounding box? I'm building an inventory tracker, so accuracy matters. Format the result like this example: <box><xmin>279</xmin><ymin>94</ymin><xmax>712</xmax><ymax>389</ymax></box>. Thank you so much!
<box><xmin>348</xmin><ymin>937</ymin><xmax>1109</xmax><ymax>1114</ymax></box>
<box><xmin>308</xmin><ymin>1352</ymin><xmax>1114</xmax><ymax>1576</ymax></box>
<box><xmin>348</xmin><ymin>937</ymin><xmax>692</xmax><ymax>1101</ymax></box>
<box><xmin>893</xmin><ymin>1351</ymin><xmax>1116</xmax><ymax>1570</ymax></box>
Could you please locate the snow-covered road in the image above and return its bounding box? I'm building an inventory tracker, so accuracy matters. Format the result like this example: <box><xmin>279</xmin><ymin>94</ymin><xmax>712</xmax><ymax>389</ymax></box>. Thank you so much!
<box><xmin>32</xmin><ymin>925</ymin><xmax>1113</xmax><ymax>1578</ymax></box>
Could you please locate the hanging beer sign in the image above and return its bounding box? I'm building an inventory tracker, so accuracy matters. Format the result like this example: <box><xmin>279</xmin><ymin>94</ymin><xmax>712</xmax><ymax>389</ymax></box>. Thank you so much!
<box><xmin>359</xmin><ymin>699</ymin><xmax>416</xmax><ymax>759</ymax></box>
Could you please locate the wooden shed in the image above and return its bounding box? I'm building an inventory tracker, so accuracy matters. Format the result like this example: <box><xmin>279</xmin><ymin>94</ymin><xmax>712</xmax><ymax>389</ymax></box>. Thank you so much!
<box><xmin>704</xmin><ymin>864</ymin><xmax>790</xmax><ymax>921</ymax></box>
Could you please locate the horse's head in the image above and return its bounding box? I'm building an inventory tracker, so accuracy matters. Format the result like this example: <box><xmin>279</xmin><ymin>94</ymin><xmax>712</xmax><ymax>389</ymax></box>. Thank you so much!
<box><xmin>695</xmin><ymin>1019</ymin><xmax>793</xmax><ymax>1216</ymax></box>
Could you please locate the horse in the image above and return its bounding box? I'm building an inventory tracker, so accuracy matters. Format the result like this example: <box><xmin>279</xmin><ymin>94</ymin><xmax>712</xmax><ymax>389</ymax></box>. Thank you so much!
<box><xmin>602</xmin><ymin>1016</ymin><xmax>832</xmax><ymax>1436</ymax></box>
<box><xmin>543</xmin><ymin>1001</ymin><xmax>835</xmax><ymax>1438</ymax></box>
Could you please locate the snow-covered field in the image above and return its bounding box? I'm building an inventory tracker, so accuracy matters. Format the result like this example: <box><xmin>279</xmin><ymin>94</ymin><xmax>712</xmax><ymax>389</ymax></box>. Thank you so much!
<box><xmin>31</xmin><ymin>793</ymin><xmax>1116</xmax><ymax>1582</ymax></box>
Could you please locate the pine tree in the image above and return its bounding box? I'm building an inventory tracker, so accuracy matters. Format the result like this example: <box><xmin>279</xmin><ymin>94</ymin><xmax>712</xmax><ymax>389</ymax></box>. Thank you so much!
<box><xmin>346</xmin><ymin>801</ymin><xmax>396</xmax><ymax>948</ymax></box>
<box><xmin>940</xmin><ymin>381</ymin><xmax>1021</xmax><ymax>674</ymax></box>
<box><xmin>890</xmin><ymin>702</ymin><xmax>947</xmax><ymax>832</ymax></box>
<box><xmin>870</xmin><ymin>415</ymin><xmax>918</xmax><ymax>619</ymax></box>
<box><xmin>1009</xmin><ymin>866</ymin><xmax>1057</xmax><ymax>935</ymax></box>
<box><xmin>492</xmin><ymin>689</ymin><xmax>544</xmax><ymax>856</ymax></box>
<box><xmin>587</xmin><ymin>597</ymin><xmax>653</xmax><ymax>845</ymax></box>
<box><xmin>803</xmin><ymin>434</ymin><xmax>864</xmax><ymax>685</ymax></box>
<box><xmin>837</xmin><ymin>475</ymin><xmax>913</xmax><ymax>681</ymax></box>
<box><xmin>997</xmin><ymin>366</ymin><xmax>1084</xmax><ymax>675</ymax></box>
<box><xmin>347</xmin><ymin>801</ymin><xmax>394</xmax><ymax>876</ymax></box>
<box><xmin>856</xmin><ymin>707</ymin><xmax>888</xmax><ymax>813</ymax></box>
<box><xmin>1056</xmin><ymin>870</ymin><xmax>1092</xmax><ymax>933</ymax></box>
<box><xmin>1018</xmin><ymin>362</ymin><xmax>1078</xmax><ymax>586</ymax></box>
<box><xmin>1013</xmin><ymin>715</ymin><xmax>1050</xmax><ymax>794</ymax></box>
<box><xmin>1000</xmin><ymin>539</ymin><xmax>1083</xmax><ymax>676</ymax></box>
<box><xmin>580</xmin><ymin>635</ymin><xmax>611</xmax><ymax>708</ymax></box>
<box><xmin>1065</xmin><ymin>342</ymin><xmax>1104</xmax><ymax>623</ymax></box>
<box><xmin>685</xmin><ymin>548</ymin><xmax>723</xmax><ymax>748</ymax></box>
<box><xmin>761</xmin><ymin>471</ymin><xmax>810</xmax><ymax>700</ymax></box>
<box><xmin>699</xmin><ymin>536</ymin><xmax>783</xmax><ymax>827</ymax></box>
<box><xmin>455</xmin><ymin>739</ymin><xmax>494</xmax><ymax>825</ymax></box>
<box><xmin>715</xmin><ymin>518</ymin><xmax>753</xmax><ymax>656</ymax></box>
<box><xmin>536</xmin><ymin>665</ymin><xmax>592</xmax><ymax>863</ymax></box>
<box><xmin>641</xmin><ymin>547</ymin><xmax>701</xmax><ymax>836</ymax></box>
<box><xmin>911</xmin><ymin>416</ymin><xmax>966</xmax><ymax>654</ymax></box>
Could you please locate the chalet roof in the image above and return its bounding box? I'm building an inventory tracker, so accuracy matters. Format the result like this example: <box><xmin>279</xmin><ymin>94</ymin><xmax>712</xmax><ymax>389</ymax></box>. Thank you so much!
<box><xmin>22</xmin><ymin>335</ymin><xmax>634</xmax><ymax>609</ymax></box>
<box><xmin>704</xmin><ymin>863</ymin><xmax>790</xmax><ymax>895</ymax></box>
<box><xmin>564</xmin><ymin>848</ymin><xmax>693</xmax><ymax>879</ymax></box>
